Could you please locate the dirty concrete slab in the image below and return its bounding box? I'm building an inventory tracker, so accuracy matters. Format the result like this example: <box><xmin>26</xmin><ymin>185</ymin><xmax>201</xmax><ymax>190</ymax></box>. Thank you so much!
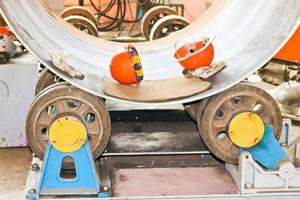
<box><xmin>0</xmin><ymin>147</ymin><xmax>31</xmax><ymax>195</ymax></box>
<box><xmin>113</xmin><ymin>167</ymin><xmax>237</xmax><ymax>197</ymax></box>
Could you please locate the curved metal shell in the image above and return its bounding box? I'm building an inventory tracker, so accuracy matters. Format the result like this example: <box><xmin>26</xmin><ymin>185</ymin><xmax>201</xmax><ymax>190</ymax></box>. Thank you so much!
<box><xmin>0</xmin><ymin>0</ymin><xmax>299</xmax><ymax>105</ymax></box>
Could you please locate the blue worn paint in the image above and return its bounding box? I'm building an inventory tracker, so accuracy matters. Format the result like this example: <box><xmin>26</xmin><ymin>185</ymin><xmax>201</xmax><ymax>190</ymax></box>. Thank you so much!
<box><xmin>240</xmin><ymin>125</ymin><xmax>288</xmax><ymax>170</ymax></box>
<box><xmin>26</xmin><ymin>140</ymin><xmax>110</xmax><ymax>200</ymax></box>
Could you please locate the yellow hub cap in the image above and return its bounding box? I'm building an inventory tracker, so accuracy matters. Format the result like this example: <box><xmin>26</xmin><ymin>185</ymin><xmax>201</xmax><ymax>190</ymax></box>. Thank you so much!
<box><xmin>49</xmin><ymin>116</ymin><xmax>87</xmax><ymax>153</ymax></box>
<box><xmin>228</xmin><ymin>112</ymin><xmax>265</xmax><ymax>148</ymax></box>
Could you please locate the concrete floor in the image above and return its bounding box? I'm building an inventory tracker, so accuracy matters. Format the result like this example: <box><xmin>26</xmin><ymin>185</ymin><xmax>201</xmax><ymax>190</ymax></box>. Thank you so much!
<box><xmin>0</xmin><ymin>147</ymin><xmax>31</xmax><ymax>199</ymax></box>
<box><xmin>113</xmin><ymin>167</ymin><xmax>237</xmax><ymax>197</ymax></box>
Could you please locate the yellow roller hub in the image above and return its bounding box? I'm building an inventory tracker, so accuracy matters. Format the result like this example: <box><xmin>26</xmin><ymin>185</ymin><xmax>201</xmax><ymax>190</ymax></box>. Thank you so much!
<box><xmin>228</xmin><ymin>112</ymin><xmax>265</xmax><ymax>148</ymax></box>
<box><xmin>49</xmin><ymin>116</ymin><xmax>87</xmax><ymax>153</ymax></box>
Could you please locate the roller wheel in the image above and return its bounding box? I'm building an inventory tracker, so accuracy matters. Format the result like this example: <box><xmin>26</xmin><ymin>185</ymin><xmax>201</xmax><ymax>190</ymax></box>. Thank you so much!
<box><xmin>184</xmin><ymin>98</ymin><xmax>207</xmax><ymax>121</ymax></box>
<box><xmin>197</xmin><ymin>83</ymin><xmax>282</xmax><ymax>164</ymax></box>
<box><xmin>26</xmin><ymin>83</ymin><xmax>111</xmax><ymax>163</ymax></box>
<box><xmin>60</xmin><ymin>6</ymin><xmax>98</xmax><ymax>27</ymax></box>
<box><xmin>63</xmin><ymin>15</ymin><xmax>99</xmax><ymax>37</ymax></box>
<box><xmin>149</xmin><ymin>15</ymin><xmax>189</xmax><ymax>41</ymax></box>
<box><xmin>35</xmin><ymin>68</ymin><xmax>63</xmax><ymax>95</ymax></box>
<box><xmin>141</xmin><ymin>6</ymin><xmax>178</xmax><ymax>40</ymax></box>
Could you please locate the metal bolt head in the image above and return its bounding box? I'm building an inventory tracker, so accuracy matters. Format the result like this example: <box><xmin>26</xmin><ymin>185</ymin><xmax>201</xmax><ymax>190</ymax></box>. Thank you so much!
<box><xmin>102</xmin><ymin>186</ymin><xmax>109</xmax><ymax>191</ymax></box>
<box><xmin>78</xmin><ymin>138</ymin><xmax>85</xmax><ymax>145</ymax></box>
<box><xmin>245</xmin><ymin>183</ymin><xmax>253</xmax><ymax>189</ymax></box>
<box><xmin>284</xmin><ymin>169</ymin><xmax>290</xmax><ymax>176</ymax></box>
<box><xmin>28</xmin><ymin>189</ymin><xmax>36</xmax><ymax>194</ymax></box>
<box><xmin>281</xmin><ymin>143</ymin><xmax>287</xmax><ymax>147</ymax></box>
<box><xmin>31</xmin><ymin>163</ymin><xmax>40</xmax><ymax>171</ymax></box>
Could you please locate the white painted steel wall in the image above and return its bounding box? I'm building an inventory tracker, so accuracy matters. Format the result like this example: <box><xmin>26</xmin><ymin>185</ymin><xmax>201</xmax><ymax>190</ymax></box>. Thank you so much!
<box><xmin>0</xmin><ymin>55</ymin><xmax>37</xmax><ymax>147</ymax></box>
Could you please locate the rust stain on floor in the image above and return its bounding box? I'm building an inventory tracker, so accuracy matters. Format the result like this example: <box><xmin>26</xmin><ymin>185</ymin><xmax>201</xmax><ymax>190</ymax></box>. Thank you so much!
<box><xmin>0</xmin><ymin>147</ymin><xmax>31</xmax><ymax>194</ymax></box>
<box><xmin>113</xmin><ymin>167</ymin><xmax>237</xmax><ymax>197</ymax></box>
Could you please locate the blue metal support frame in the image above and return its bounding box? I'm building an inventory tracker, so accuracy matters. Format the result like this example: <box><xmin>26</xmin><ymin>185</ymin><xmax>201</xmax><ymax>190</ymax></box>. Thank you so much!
<box><xmin>240</xmin><ymin>125</ymin><xmax>288</xmax><ymax>170</ymax></box>
<box><xmin>26</xmin><ymin>140</ymin><xmax>111</xmax><ymax>200</ymax></box>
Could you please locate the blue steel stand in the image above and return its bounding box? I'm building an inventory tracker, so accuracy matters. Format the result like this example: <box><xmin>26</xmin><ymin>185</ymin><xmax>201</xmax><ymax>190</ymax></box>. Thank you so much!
<box><xmin>240</xmin><ymin>125</ymin><xmax>288</xmax><ymax>170</ymax></box>
<box><xmin>26</xmin><ymin>141</ymin><xmax>111</xmax><ymax>200</ymax></box>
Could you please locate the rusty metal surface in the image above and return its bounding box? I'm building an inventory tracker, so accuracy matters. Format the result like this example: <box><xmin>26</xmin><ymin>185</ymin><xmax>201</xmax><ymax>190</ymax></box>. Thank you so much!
<box><xmin>0</xmin><ymin>0</ymin><xmax>299</xmax><ymax>105</ymax></box>
<box><xmin>63</xmin><ymin>15</ymin><xmax>99</xmax><ymax>37</ymax></box>
<box><xmin>35</xmin><ymin>68</ymin><xmax>60</xmax><ymax>95</ymax></box>
<box><xmin>257</xmin><ymin>60</ymin><xmax>300</xmax><ymax>85</ymax></box>
<box><xmin>274</xmin><ymin>81</ymin><xmax>300</xmax><ymax>120</ymax></box>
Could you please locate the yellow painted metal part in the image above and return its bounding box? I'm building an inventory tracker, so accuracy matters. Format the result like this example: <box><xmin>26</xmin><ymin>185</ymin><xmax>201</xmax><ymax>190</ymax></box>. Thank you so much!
<box><xmin>49</xmin><ymin>116</ymin><xmax>87</xmax><ymax>153</ymax></box>
<box><xmin>136</xmin><ymin>69</ymin><xmax>144</xmax><ymax>77</ymax></box>
<box><xmin>228</xmin><ymin>112</ymin><xmax>265</xmax><ymax>148</ymax></box>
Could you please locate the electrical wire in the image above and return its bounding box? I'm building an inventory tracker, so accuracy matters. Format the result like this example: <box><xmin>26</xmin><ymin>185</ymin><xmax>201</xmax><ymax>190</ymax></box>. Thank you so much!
<box><xmin>88</xmin><ymin>0</ymin><xmax>175</xmax><ymax>33</ymax></box>
<box><xmin>90</xmin><ymin>0</ymin><xmax>115</xmax><ymax>16</ymax></box>
<box><xmin>128</xmin><ymin>0</ymin><xmax>142</xmax><ymax>37</ymax></box>
<box><xmin>89</xmin><ymin>0</ymin><xmax>143</xmax><ymax>32</ymax></box>
<box><xmin>98</xmin><ymin>0</ymin><xmax>122</xmax><ymax>31</ymax></box>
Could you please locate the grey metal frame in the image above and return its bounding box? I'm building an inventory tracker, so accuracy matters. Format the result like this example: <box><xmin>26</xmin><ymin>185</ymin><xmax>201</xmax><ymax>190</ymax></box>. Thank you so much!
<box><xmin>226</xmin><ymin>152</ymin><xmax>300</xmax><ymax>194</ymax></box>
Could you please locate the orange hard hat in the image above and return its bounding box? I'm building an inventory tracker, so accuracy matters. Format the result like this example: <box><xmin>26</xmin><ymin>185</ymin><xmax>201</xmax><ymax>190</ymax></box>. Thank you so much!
<box><xmin>0</xmin><ymin>27</ymin><xmax>9</xmax><ymax>36</ymax></box>
<box><xmin>110</xmin><ymin>45</ymin><xmax>144</xmax><ymax>85</ymax></box>
<box><xmin>174</xmin><ymin>37</ymin><xmax>214</xmax><ymax>70</ymax></box>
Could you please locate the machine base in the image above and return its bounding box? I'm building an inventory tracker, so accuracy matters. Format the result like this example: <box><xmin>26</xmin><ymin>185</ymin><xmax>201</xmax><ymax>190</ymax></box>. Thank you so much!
<box><xmin>25</xmin><ymin>142</ymin><xmax>111</xmax><ymax>200</ymax></box>
<box><xmin>23</xmin><ymin>114</ymin><xmax>300</xmax><ymax>199</ymax></box>
<box><xmin>24</xmin><ymin>155</ymin><xmax>300</xmax><ymax>200</ymax></box>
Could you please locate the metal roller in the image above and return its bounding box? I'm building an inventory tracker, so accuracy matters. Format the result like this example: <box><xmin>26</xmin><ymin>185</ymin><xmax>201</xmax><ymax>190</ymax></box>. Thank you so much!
<box><xmin>197</xmin><ymin>83</ymin><xmax>282</xmax><ymax>164</ymax></box>
<box><xmin>60</xmin><ymin>6</ymin><xmax>99</xmax><ymax>37</ymax></box>
<box><xmin>0</xmin><ymin>0</ymin><xmax>299</xmax><ymax>106</ymax></box>
<box><xmin>35</xmin><ymin>68</ymin><xmax>63</xmax><ymax>95</ymax></box>
<box><xmin>141</xmin><ymin>5</ymin><xmax>178</xmax><ymax>40</ymax></box>
<box><xmin>60</xmin><ymin>6</ymin><xmax>98</xmax><ymax>27</ymax></box>
<box><xmin>26</xmin><ymin>83</ymin><xmax>111</xmax><ymax>161</ymax></box>
<box><xmin>63</xmin><ymin>15</ymin><xmax>99</xmax><ymax>37</ymax></box>
<box><xmin>149</xmin><ymin>15</ymin><xmax>189</xmax><ymax>41</ymax></box>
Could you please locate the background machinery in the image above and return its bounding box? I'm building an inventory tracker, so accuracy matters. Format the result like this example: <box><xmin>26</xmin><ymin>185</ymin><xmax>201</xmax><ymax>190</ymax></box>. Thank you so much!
<box><xmin>0</xmin><ymin>0</ymin><xmax>300</xmax><ymax>199</ymax></box>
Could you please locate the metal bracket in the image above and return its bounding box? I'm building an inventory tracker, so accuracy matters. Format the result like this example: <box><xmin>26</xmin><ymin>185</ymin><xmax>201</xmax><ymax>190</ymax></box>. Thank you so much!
<box><xmin>226</xmin><ymin>152</ymin><xmax>300</xmax><ymax>194</ymax></box>
<box><xmin>279</xmin><ymin>118</ymin><xmax>292</xmax><ymax>146</ymax></box>
<box><xmin>226</xmin><ymin>119</ymin><xmax>300</xmax><ymax>194</ymax></box>
<box><xmin>24</xmin><ymin>141</ymin><xmax>111</xmax><ymax>200</ymax></box>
